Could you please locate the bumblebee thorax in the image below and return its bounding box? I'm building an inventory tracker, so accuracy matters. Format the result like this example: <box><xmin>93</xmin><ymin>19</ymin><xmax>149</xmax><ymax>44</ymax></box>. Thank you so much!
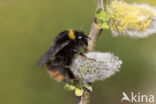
<box><xmin>68</xmin><ymin>30</ymin><xmax>76</xmax><ymax>40</ymax></box>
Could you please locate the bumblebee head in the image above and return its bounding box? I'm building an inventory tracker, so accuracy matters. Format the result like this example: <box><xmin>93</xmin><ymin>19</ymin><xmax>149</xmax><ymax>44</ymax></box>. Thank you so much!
<box><xmin>75</xmin><ymin>31</ymin><xmax>90</xmax><ymax>46</ymax></box>
<box><xmin>67</xmin><ymin>30</ymin><xmax>90</xmax><ymax>46</ymax></box>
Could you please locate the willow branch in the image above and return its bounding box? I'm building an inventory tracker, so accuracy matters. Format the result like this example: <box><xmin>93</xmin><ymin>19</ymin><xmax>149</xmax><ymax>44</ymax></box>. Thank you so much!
<box><xmin>88</xmin><ymin>0</ymin><xmax>104</xmax><ymax>51</ymax></box>
<box><xmin>79</xmin><ymin>0</ymin><xmax>104</xmax><ymax>104</ymax></box>
<box><xmin>79</xmin><ymin>89</ymin><xmax>90</xmax><ymax>104</ymax></box>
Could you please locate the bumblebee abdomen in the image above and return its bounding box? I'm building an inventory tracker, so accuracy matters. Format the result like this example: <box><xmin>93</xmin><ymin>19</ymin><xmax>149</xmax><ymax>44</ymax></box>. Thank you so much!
<box><xmin>48</xmin><ymin>69</ymin><xmax>65</xmax><ymax>81</ymax></box>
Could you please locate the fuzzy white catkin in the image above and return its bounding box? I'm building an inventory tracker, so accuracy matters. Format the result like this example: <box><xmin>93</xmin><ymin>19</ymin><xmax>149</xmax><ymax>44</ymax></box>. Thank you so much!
<box><xmin>71</xmin><ymin>52</ymin><xmax>122</xmax><ymax>84</ymax></box>
<box><xmin>108</xmin><ymin>1</ymin><xmax>156</xmax><ymax>38</ymax></box>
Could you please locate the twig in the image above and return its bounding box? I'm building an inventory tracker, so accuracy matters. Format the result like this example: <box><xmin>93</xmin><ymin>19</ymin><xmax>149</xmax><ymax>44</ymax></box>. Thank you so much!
<box><xmin>88</xmin><ymin>0</ymin><xmax>104</xmax><ymax>51</ymax></box>
<box><xmin>79</xmin><ymin>88</ymin><xmax>89</xmax><ymax>104</ymax></box>
<box><xmin>79</xmin><ymin>0</ymin><xmax>104</xmax><ymax>104</ymax></box>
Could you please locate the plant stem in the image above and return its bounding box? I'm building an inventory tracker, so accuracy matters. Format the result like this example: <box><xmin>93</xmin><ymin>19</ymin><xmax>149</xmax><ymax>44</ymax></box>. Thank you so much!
<box><xmin>79</xmin><ymin>0</ymin><xmax>104</xmax><ymax>104</ymax></box>
<box><xmin>79</xmin><ymin>89</ymin><xmax>90</xmax><ymax>104</ymax></box>
<box><xmin>88</xmin><ymin>0</ymin><xmax>104</xmax><ymax>51</ymax></box>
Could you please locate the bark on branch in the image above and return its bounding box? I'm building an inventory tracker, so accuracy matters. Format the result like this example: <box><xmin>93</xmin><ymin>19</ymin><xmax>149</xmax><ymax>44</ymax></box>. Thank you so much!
<box><xmin>79</xmin><ymin>0</ymin><xmax>104</xmax><ymax>104</ymax></box>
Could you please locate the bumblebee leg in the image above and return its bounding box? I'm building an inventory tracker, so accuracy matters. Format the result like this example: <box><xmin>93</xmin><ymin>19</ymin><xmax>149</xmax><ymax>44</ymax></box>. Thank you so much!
<box><xmin>79</xmin><ymin>52</ymin><xmax>95</xmax><ymax>61</ymax></box>
<box><xmin>70</xmin><ymin>49</ymin><xmax>95</xmax><ymax>61</ymax></box>
<box><xmin>64</xmin><ymin>67</ymin><xmax>75</xmax><ymax>79</ymax></box>
<box><xmin>48</xmin><ymin>64</ymin><xmax>78</xmax><ymax>83</ymax></box>
<box><xmin>64</xmin><ymin>67</ymin><xmax>80</xmax><ymax>83</ymax></box>
<box><xmin>84</xmin><ymin>45</ymin><xmax>90</xmax><ymax>52</ymax></box>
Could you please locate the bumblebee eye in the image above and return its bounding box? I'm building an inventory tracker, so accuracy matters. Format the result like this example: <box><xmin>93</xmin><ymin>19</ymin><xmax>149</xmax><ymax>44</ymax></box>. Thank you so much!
<box><xmin>78</xmin><ymin>36</ymin><xmax>82</xmax><ymax>39</ymax></box>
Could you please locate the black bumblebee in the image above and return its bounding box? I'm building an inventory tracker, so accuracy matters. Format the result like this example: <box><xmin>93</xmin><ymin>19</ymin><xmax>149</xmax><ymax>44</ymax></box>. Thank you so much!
<box><xmin>37</xmin><ymin>30</ymin><xmax>90</xmax><ymax>82</ymax></box>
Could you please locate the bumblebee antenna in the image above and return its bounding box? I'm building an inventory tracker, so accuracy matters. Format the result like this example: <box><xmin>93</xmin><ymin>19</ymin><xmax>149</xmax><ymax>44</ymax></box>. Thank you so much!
<box><xmin>80</xmin><ymin>25</ymin><xmax>83</xmax><ymax>32</ymax></box>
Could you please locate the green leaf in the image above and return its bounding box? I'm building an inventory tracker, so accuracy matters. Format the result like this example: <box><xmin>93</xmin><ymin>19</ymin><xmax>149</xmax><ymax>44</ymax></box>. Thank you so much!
<box><xmin>102</xmin><ymin>22</ymin><xmax>109</xmax><ymax>29</ymax></box>
<box><xmin>75</xmin><ymin>88</ymin><xmax>84</xmax><ymax>96</ymax></box>
<box><xmin>102</xmin><ymin>12</ymin><xmax>109</xmax><ymax>21</ymax></box>
<box><xmin>96</xmin><ymin>8</ymin><xmax>103</xmax><ymax>18</ymax></box>
<box><xmin>85</xmin><ymin>85</ymin><xmax>93</xmax><ymax>92</ymax></box>
<box><xmin>96</xmin><ymin>8</ymin><xmax>109</xmax><ymax>21</ymax></box>
<box><xmin>64</xmin><ymin>83</ymin><xmax>76</xmax><ymax>91</ymax></box>
<box><xmin>96</xmin><ymin>8</ymin><xmax>110</xmax><ymax>29</ymax></box>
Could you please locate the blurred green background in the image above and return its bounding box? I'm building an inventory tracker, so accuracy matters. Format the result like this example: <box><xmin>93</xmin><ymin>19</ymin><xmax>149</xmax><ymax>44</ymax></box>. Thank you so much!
<box><xmin>0</xmin><ymin>0</ymin><xmax>156</xmax><ymax>104</ymax></box>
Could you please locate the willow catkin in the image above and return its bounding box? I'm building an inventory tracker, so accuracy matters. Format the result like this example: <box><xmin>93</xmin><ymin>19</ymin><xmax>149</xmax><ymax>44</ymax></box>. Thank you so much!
<box><xmin>71</xmin><ymin>52</ymin><xmax>122</xmax><ymax>84</ymax></box>
<box><xmin>108</xmin><ymin>1</ymin><xmax>156</xmax><ymax>38</ymax></box>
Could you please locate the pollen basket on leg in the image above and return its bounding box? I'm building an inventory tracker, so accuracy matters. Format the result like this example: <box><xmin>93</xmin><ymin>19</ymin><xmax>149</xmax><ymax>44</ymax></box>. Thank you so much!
<box><xmin>68</xmin><ymin>30</ymin><xmax>76</xmax><ymax>40</ymax></box>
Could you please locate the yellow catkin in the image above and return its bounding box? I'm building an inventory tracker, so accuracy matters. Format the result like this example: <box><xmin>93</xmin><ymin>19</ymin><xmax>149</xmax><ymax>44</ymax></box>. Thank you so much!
<box><xmin>108</xmin><ymin>1</ymin><xmax>153</xmax><ymax>33</ymax></box>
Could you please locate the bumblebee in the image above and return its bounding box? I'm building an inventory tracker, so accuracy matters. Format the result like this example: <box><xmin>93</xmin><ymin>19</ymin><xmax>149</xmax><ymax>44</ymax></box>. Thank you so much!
<box><xmin>37</xmin><ymin>29</ymin><xmax>90</xmax><ymax>82</ymax></box>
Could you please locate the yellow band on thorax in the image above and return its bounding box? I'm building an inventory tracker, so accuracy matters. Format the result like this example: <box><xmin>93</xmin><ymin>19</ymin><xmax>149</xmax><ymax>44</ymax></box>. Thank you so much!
<box><xmin>68</xmin><ymin>30</ymin><xmax>76</xmax><ymax>40</ymax></box>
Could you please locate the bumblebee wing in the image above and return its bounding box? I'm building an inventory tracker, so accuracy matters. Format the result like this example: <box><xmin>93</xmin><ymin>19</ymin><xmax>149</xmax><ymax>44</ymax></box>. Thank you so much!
<box><xmin>37</xmin><ymin>41</ymin><xmax>69</xmax><ymax>67</ymax></box>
